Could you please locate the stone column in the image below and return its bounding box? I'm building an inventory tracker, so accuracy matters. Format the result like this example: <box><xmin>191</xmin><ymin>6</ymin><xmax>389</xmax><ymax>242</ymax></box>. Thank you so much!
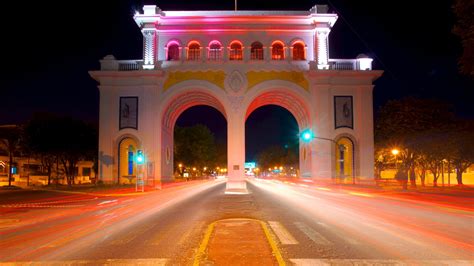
<box><xmin>160</xmin><ymin>126</ymin><xmax>174</xmax><ymax>182</ymax></box>
<box><xmin>358</xmin><ymin>86</ymin><xmax>375</xmax><ymax>181</ymax></box>
<box><xmin>264</xmin><ymin>46</ymin><xmax>270</xmax><ymax>62</ymax></box>
<box><xmin>243</xmin><ymin>46</ymin><xmax>251</xmax><ymax>61</ymax></box>
<box><xmin>142</xmin><ymin>27</ymin><xmax>157</xmax><ymax>69</ymax></box>
<box><xmin>98</xmin><ymin>86</ymin><xmax>114</xmax><ymax>184</ymax></box>
<box><xmin>311</xmin><ymin>84</ymin><xmax>332</xmax><ymax>179</ymax></box>
<box><xmin>226</xmin><ymin>107</ymin><xmax>247</xmax><ymax>193</ymax></box>
<box><xmin>315</xmin><ymin>28</ymin><xmax>330</xmax><ymax>69</ymax></box>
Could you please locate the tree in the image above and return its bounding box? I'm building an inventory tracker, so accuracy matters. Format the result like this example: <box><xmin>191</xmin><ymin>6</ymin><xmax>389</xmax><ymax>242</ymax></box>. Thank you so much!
<box><xmin>256</xmin><ymin>145</ymin><xmax>297</xmax><ymax>171</ymax></box>
<box><xmin>452</xmin><ymin>0</ymin><xmax>474</xmax><ymax>77</ymax></box>
<box><xmin>0</xmin><ymin>125</ymin><xmax>21</xmax><ymax>186</ymax></box>
<box><xmin>23</xmin><ymin>113</ymin><xmax>60</xmax><ymax>185</ymax></box>
<box><xmin>375</xmin><ymin>97</ymin><xmax>455</xmax><ymax>188</ymax></box>
<box><xmin>55</xmin><ymin>117</ymin><xmax>97</xmax><ymax>186</ymax></box>
<box><xmin>174</xmin><ymin>125</ymin><xmax>218</xmax><ymax>176</ymax></box>
<box><xmin>449</xmin><ymin>120</ymin><xmax>474</xmax><ymax>185</ymax></box>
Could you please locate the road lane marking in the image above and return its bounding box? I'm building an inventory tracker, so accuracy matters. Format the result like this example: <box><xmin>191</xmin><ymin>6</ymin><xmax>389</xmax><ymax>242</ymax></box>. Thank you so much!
<box><xmin>97</xmin><ymin>199</ymin><xmax>118</xmax><ymax>205</ymax></box>
<box><xmin>294</xmin><ymin>222</ymin><xmax>331</xmax><ymax>245</ymax></box>
<box><xmin>0</xmin><ymin>204</ymin><xmax>84</xmax><ymax>208</ymax></box>
<box><xmin>1</xmin><ymin>258</ymin><xmax>168</xmax><ymax>265</ymax></box>
<box><xmin>290</xmin><ymin>259</ymin><xmax>474</xmax><ymax>266</ymax></box>
<box><xmin>348</xmin><ymin>192</ymin><xmax>373</xmax><ymax>198</ymax></box>
<box><xmin>178</xmin><ymin>221</ymin><xmax>205</xmax><ymax>246</ymax></box>
<box><xmin>268</xmin><ymin>221</ymin><xmax>299</xmax><ymax>245</ymax></box>
<box><xmin>261</xmin><ymin>221</ymin><xmax>286</xmax><ymax>266</ymax></box>
<box><xmin>193</xmin><ymin>221</ymin><xmax>215</xmax><ymax>266</ymax></box>
<box><xmin>315</xmin><ymin>187</ymin><xmax>331</xmax><ymax>191</ymax></box>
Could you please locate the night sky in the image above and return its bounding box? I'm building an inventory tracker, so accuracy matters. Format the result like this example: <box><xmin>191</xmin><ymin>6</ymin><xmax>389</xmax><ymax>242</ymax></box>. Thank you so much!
<box><xmin>1</xmin><ymin>0</ymin><xmax>472</xmax><ymax>160</ymax></box>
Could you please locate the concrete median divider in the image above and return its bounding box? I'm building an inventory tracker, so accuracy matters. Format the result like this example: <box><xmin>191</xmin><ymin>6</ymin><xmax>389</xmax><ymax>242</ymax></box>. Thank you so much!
<box><xmin>194</xmin><ymin>218</ymin><xmax>285</xmax><ymax>266</ymax></box>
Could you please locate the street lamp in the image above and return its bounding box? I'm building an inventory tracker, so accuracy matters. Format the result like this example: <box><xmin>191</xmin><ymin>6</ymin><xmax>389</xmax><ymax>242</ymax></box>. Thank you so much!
<box><xmin>391</xmin><ymin>149</ymin><xmax>399</xmax><ymax>169</ymax></box>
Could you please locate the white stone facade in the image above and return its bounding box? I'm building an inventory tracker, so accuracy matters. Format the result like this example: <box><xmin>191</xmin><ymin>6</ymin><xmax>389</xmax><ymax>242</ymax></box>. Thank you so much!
<box><xmin>89</xmin><ymin>5</ymin><xmax>383</xmax><ymax>191</ymax></box>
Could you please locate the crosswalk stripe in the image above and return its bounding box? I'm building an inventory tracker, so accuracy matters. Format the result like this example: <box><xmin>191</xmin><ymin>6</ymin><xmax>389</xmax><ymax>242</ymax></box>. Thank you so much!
<box><xmin>0</xmin><ymin>258</ymin><xmax>168</xmax><ymax>265</ymax></box>
<box><xmin>294</xmin><ymin>222</ymin><xmax>331</xmax><ymax>245</ymax></box>
<box><xmin>268</xmin><ymin>221</ymin><xmax>299</xmax><ymax>245</ymax></box>
<box><xmin>290</xmin><ymin>259</ymin><xmax>474</xmax><ymax>266</ymax></box>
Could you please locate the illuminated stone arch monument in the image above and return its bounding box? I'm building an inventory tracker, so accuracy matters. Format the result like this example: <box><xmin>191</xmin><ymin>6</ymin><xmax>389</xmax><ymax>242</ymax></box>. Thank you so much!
<box><xmin>90</xmin><ymin>5</ymin><xmax>382</xmax><ymax>192</ymax></box>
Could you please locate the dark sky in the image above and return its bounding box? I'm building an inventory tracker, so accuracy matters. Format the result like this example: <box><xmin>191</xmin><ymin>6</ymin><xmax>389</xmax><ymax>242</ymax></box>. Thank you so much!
<box><xmin>1</xmin><ymin>0</ymin><xmax>472</xmax><ymax>159</ymax></box>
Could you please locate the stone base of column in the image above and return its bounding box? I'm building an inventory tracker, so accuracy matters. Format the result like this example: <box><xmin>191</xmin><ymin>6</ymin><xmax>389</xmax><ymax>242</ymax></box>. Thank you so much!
<box><xmin>225</xmin><ymin>180</ymin><xmax>248</xmax><ymax>195</ymax></box>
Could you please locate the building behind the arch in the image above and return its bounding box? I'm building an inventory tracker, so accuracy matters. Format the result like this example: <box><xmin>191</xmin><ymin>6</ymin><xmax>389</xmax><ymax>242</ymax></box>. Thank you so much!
<box><xmin>89</xmin><ymin>4</ymin><xmax>383</xmax><ymax>192</ymax></box>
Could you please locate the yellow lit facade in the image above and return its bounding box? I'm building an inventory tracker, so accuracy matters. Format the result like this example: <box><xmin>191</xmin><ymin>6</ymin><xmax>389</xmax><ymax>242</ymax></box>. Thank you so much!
<box><xmin>335</xmin><ymin>137</ymin><xmax>353</xmax><ymax>177</ymax></box>
<box><xmin>119</xmin><ymin>138</ymin><xmax>138</xmax><ymax>184</ymax></box>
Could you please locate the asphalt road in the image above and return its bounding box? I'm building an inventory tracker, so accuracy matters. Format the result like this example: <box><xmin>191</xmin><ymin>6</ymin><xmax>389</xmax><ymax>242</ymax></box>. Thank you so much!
<box><xmin>0</xmin><ymin>179</ymin><xmax>473</xmax><ymax>265</ymax></box>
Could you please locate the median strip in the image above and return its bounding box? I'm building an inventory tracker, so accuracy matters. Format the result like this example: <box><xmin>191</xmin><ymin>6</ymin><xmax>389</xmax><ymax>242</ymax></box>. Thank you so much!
<box><xmin>194</xmin><ymin>218</ymin><xmax>285</xmax><ymax>266</ymax></box>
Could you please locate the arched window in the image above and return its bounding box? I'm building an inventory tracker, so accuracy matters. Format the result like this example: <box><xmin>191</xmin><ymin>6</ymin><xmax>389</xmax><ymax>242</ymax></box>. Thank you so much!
<box><xmin>271</xmin><ymin>42</ymin><xmax>284</xmax><ymax>60</ymax></box>
<box><xmin>292</xmin><ymin>42</ymin><xmax>305</xmax><ymax>60</ymax></box>
<box><xmin>167</xmin><ymin>43</ymin><xmax>180</xmax><ymax>61</ymax></box>
<box><xmin>118</xmin><ymin>137</ymin><xmax>138</xmax><ymax>184</ymax></box>
<box><xmin>335</xmin><ymin>137</ymin><xmax>354</xmax><ymax>178</ymax></box>
<box><xmin>208</xmin><ymin>41</ymin><xmax>222</xmax><ymax>61</ymax></box>
<box><xmin>187</xmin><ymin>42</ymin><xmax>201</xmax><ymax>61</ymax></box>
<box><xmin>250</xmin><ymin>42</ymin><xmax>264</xmax><ymax>60</ymax></box>
<box><xmin>229</xmin><ymin>42</ymin><xmax>243</xmax><ymax>60</ymax></box>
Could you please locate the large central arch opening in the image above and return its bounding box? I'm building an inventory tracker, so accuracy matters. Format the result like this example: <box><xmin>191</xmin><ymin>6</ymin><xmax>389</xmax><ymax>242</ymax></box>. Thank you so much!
<box><xmin>174</xmin><ymin>106</ymin><xmax>227</xmax><ymax>180</ymax></box>
<box><xmin>246</xmin><ymin>105</ymin><xmax>299</xmax><ymax>177</ymax></box>
<box><xmin>244</xmin><ymin>88</ymin><xmax>312</xmax><ymax>179</ymax></box>
<box><xmin>160</xmin><ymin>90</ymin><xmax>227</xmax><ymax>181</ymax></box>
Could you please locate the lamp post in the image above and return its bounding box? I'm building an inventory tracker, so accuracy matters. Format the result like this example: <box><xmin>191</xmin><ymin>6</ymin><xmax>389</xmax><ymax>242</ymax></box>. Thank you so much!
<box><xmin>391</xmin><ymin>149</ymin><xmax>399</xmax><ymax>170</ymax></box>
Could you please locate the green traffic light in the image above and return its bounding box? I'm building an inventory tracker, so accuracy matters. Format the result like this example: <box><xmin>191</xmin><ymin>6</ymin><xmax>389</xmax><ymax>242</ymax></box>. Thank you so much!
<box><xmin>301</xmin><ymin>129</ymin><xmax>313</xmax><ymax>142</ymax></box>
<box><xmin>136</xmin><ymin>150</ymin><xmax>144</xmax><ymax>164</ymax></box>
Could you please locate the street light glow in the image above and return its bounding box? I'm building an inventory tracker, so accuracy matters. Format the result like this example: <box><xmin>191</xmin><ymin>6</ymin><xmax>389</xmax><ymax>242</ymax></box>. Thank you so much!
<box><xmin>391</xmin><ymin>149</ymin><xmax>399</xmax><ymax>155</ymax></box>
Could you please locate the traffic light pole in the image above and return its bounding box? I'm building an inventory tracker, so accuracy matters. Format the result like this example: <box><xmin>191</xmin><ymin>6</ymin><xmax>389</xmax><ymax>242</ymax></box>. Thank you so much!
<box><xmin>135</xmin><ymin>149</ymin><xmax>145</xmax><ymax>192</ymax></box>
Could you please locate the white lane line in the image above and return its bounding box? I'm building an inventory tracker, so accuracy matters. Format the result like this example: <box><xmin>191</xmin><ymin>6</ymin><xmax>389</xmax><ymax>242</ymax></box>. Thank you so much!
<box><xmin>294</xmin><ymin>222</ymin><xmax>331</xmax><ymax>245</ymax></box>
<box><xmin>290</xmin><ymin>259</ymin><xmax>474</xmax><ymax>266</ymax></box>
<box><xmin>268</xmin><ymin>221</ymin><xmax>299</xmax><ymax>245</ymax></box>
<box><xmin>8</xmin><ymin>259</ymin><xmax>168</xmax><ymax>265</ymax></box>
<box><xmin>98</xmin><ymin>199</ymin><xmax>118</xmax><ymax>205</ymax></box>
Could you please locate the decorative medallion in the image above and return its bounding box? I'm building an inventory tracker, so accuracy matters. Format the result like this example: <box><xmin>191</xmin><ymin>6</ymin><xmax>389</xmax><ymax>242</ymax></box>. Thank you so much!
<box><xmin>226</xmin><ymin>70</ymin><xmax>245</xmax><ymax>93</ymax></box>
